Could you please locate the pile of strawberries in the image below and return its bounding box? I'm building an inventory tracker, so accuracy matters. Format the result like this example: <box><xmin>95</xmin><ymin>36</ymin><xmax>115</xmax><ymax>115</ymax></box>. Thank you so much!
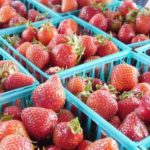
<box><xmin>0</xmin><ymin>0</ymin><xmax>46</xmax><ymax>29</ymax></box>
<box><xmin>38</xmin><ymin>0</ymin><xmax>111</xmax><ymax>13</ymax></box>
<box><xmin>0</xmin><ymin>75</ymin><xmax>119</xmax><ymax>150</ymax></box>
<box><xmin>66</xmin><ymin>63</ymin><xmax>150</xmax><ymax>141</ymax></box>
<box><xmin>0</xmin><ymin>60</ymin><xmax>34</xmax><ymax>93</ymax></box>
<box><xmin>4</xmin><ymin>18</ymin><xmax>119</xmax><ymax>76</ymax></box>
<box><xmin>79</xmin><ymin>0</ymin><xmax>150</xmax><ymax>44</ymax></box>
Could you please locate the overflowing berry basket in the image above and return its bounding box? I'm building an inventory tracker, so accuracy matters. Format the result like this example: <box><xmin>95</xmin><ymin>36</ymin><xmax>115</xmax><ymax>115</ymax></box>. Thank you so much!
<box><xmin>0</xmin><ymin>47</ymin><xmax>38</xmax><ymax>98</ymax></box>
<box><xmin>59</xmin><ymin>50</ymin><xmax>150</xmax><ymax>149</ymax></box>
<box><xmin>0</xmin><ymin>15</ymin><xmax>129</xmax><ymax>83</ymax></box>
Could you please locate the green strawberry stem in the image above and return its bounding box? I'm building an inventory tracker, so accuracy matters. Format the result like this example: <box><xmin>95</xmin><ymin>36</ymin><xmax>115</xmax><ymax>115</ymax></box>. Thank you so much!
<box><xmin>77</xmin><ymin>91</ymin><xmax>91</xmax><ymax>103</ymax></box>
<box><xmin>68</xmin><ymin>118</ymin><xmax>83</xmax><ymax>134</ymax></box>
<box><xmin>0</xmin><ymin>114</ymin><xmax>13</xmax><ymax>121</ymax></box>
<box><xmin>4</xmin><ymin>35</ymin><xmax>20</xmax><ymax>46</ymax></box>
<box><xmin>95</xmin><ymin>35</ymin><xmax>112</xmax><ymax>45</ymax></box>
<box><xmin>91</xmin><ymin>1</ymin><xmax>107</xmax><ymax>12</ymax></box>
<box><xmin>35</xmin><ymin>13</ymin><xmax>48</xmax><ymax>21</ymax></box>
<box><xmin>138</xmin><ymin>8</ymin><xmax>150</xmax><ymax>17</ymax></box>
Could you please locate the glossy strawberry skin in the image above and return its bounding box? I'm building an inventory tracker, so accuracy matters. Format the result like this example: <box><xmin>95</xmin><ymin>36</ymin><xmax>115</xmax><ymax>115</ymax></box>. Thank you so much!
<box><xmin>77</xmin><ymin>140</ymin><xmax>92</xmax><ymax>150</ymax></box>
<box><xmin>32</xmin><ymin>75</ymin><xmax>65</xmax><ymax>112</ymax></box>
<box><xmin>110</xmin><ymin>116</ymin><xmax>121</xmax><ymax>128</ymax></box>
<box><xmin>9</xmin><ymin>16</ymin><xmax>27</xmax><ymax>27</ymax></box>
<box><xmin>131</xmin><ymin>34</ymin><xmax>149</xmax><ymax>43</ymax></box>
<box><xmin>21</xmin><ymin>107</ymin><xmax>58</xmax><ymax>140</ymax></box>
<box><xmin>87</xmin><ymin>90</ymin><xmax>118</xmax><ymax>121</ymax></box>
<box><xmin>140</xmin><ymin>72</ymin><xmax>150</xmax><ymax>84</ymax></box>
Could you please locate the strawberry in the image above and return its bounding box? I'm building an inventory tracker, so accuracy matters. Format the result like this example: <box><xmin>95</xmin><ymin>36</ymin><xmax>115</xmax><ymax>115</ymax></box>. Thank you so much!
<box><xmin>79</xmin><ymin>6</ymin><xmax>100</xmax><ymax>22</ymax></box>
<box><xmin>77</xmin><ymin>0</ymin><xmax>93</xmax><ymax>8</ymax></box>
<box><xmin>118</xmin><ymin>23</ymin><xmax>136</xmax><ymax>44</ymax></box>
<box><xmin>77</xmin><ymin>140</ymin><xmax>92</xmax><ymax>150</ymax></box>
<box><xmin>109</xmin><ymin>19</ymin><xmax>122</xmax><ymax>33</ymax></box>
<box><xmin>17</xmin><ymin>42</ymin><xmax>31</xmax><ymax>57</ymax></box>
<box><xmin>136</xmin><ymin>91</ymin><xmax>150</xmax><ymax>123</ymax></box>
<box><xmin>26</xmin><ymin>44</ymin><xmax>50</xmax><ymax>69</ymax></box>
<box><xmin>80</xmin><ymin>35</ymin><xmax>98</xmax><ymax>58</ymax></box>
<box><xmin>0</xmin><ymin>0</ymin><xmax>12</xmax><ymax>7</ymax></box>
<box><xmin>11</xmin><ymin>0</ymin><xmax>27</xmax><ymax>17</ymax></box>
<box><xmin>67</xmin><ymin>77</ymin><xmax>86</xmax><ymax>95</ymax></box>
<box><xmin>131</xmin><ymin>34</ymin><xmax>149</xmax><ymax>43</ymax></box>
<box><xmin>132</xmin><ymin>83</ymin><xmax>150</xmax><ymax>94</ymax></box>
<box><xmin>89</xmin><ymin>13</ymin><xmax>108</xmax><ymax>31</ymax></box>
<box><xmin>110</xmin><ymin>64</ymin><xmax>139</xmax><ymax>92</ymax></box>
<box><xmin>28</xmin><ymin>9</ymin><xmax>45</xmax><ymax>22</ymax></box>
<box><xmin>87</xmin><ymin>90</ymin><xmax>118</xmax><ymax>120</ymax></box>
<box><xmin>0</xmin><ymin>60</ymin><xmax>19</xmax><ymax>79</ymax></box>
<box><xmin>51</xmin><ymin>0</ymin><xmax>61</xmax><ymax>5</ymax></box>
<box><xmin>3</xmin><ymin>72</ymin><xmax>34</xmax><ymax>91</ymax></box>
<box><xmin>57</xmin><ymin>109</ymin><xmax>75</xmax><ymax>123</ymax></box>
<box><xmin>58</xmin><ymin>19</ymin><xmax>79</xmax><ymax>36</ymax></box>
<box><xmin>110</xmin><ymin>116</ymin><xmax>121</xmax><ymax>128</ymax></box>
<box><xmin>45</xmin><ymin>66</ymin><xmax>62</xmax><ymax>75</ymax></box>
<box><xmin>38</xmin><ymin>23</ymin><xmax>58</xmax><ymax>45</ymax></box>
<box><xmin>119</xmin><ymin>112</ymin><xmax>148</xmax><ymax>141</ymax></box>
<box><xmin>3</xmin><ymin>105</ymin><xmax>22</xmax><ymax>120</ymax></box>
<box><xmin>0</xmin><ymin>120</ymin><xmax>29</xmax><ymax>141</ymax></box>
<box><xmin>92</xmin><ymin>78</ymin><xmax>103</xmax><ymax>90</ymax></box>
<box><xmin>52</xmin><ymin>4</ymin><xmax>62</xmax><ymax>13</ymax></box>
<box><xmin>45</xmin><ymin>146</ymin><xmax>61</xmax><ymax>150</ymax></box>
<box><xmin>96</xmin><ymin>35</ymin><xmax>119</xmax><ymax>57</ymax></box>
<box><xmin>39</xmin><ymin>0</ymin><xmax>50</xmax><ymax>6</ymax></box>
<box><xmin>53</xmin><ymin>118</ymin><xmax>83</xmax><ymax>149</ymax></box>
<box><xmin>9</xmin><ymin>16</ymin><xmax>27</xmax><ymax>27</ymax></box>
<box><xmin>0</xmin><ymin>135</ymin><xmax>33</xmax><ymax>150</ymax></box>
<box><xmin>21</xmin><ymin>107</ymin><xmax>58</xmax><ymax>140</ymax></box>
<box><xmin>118</xmin><ymin>91</ymin><xmax>140</xmax><ymax>121</ymax></box>
<box><xmin>47</xmin><ymin>34</ymin><xmax>68</xmax><ymax>51</ymax></box>
<box><xmin>85</xmin><ymin>137</ymin><xmax>119</xmax><ymax>150</ymax></box>
<box><xmin>61</xmin><ymin>0</ymin><xmax>78</xmax><ymax>13</ymax></box>
<box><xmin>136</xmin><ymin>8</ymin><xmax>150</xmax><ymax>34</ymax></box>
<box><xmin>140</xmin><ymin>72</ymin><xmax>150</xmax><ymax>84</ymax></box>
<box><xmin>118</xmin><ymin>0</ymin><xmax>137</xmax><ymax>16</ymax></box>
<box><xmin>32</xmin><ymin>75</ymin><xmax>65</xmax><ymax>112</ymax></box>
<box><xmin>84</xmin><ymin>55</ymin><xmax>100</xmax><ymax>63</ymax></box>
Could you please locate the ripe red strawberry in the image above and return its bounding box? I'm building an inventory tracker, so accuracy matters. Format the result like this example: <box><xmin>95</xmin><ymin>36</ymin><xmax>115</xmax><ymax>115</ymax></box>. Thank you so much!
<box><xmin>110</xmin><ymin>116</ymin><xmax>121</xmax><ymax>128</ymax></box>
<box><xmin>0</xmin><ymin>135</ymin><xmax>33</xmax><ymax>150</ymax></box>
<box><xmin>0</xmin><ymin>120</ymin><xmax>29</xmax><ymax>141</ymax></box>
<box><xmin>21</xmin><ymin>107</ymin><xmax>58</xmax><ymax>140</ymax></box>
<box><xmin>45</xmin><ymin>145</ymin><xmax>61</xmax><ymax>150</ymax></box>
<box><xmin>79</xmin><ymin>6</ymin><xmax>100</xmax><ymax>22</ymax></box>
<box><xmin>77</xmin><ymin>140</ymin><xmax>92</xmax><ymax>150</ymax></box>
<box><xmin>80</xmin><ymin>35</ymin><xmax>98</xmax><ymax>58</ymax></box>
<box><xmin>61</xmin><ymin>0</ymin><xmax>78</xmax><ymax>13</ymax></box>
<box><xmin>45</xmin><ymin>66</ymin><xmax>62</xmax><ymax>75</ymax></box>
<box><xmin>51</xmin><ymin>0</ymin><xmax>61</xmax><ymax>5</ymax></box>
<box><xmin>110</xmin><ymin>64</ymin><xmax>139</xmax><ymax>92</ymax></box>
<box><xmin>96</xmin><ymin>36</ymin><xmax>119</xmax><ymax>57</ymax></box>
<box><xmin>85</xmin><ymin>138</ymin><xmax>119</xmax><ymax>150</ymax></box>
<box><xmin>11</xmin><ymin>0</ymin><xmax>27</xmax><ymax>17</ymax></box>
<box><xmin>28</xmin><ymin>9</ymin><xmax>45</xmax><ymax>22</ymax></box>
<box><xmin>53</xmin><ymin>118</ymin><xmax>83</xmax><ymax>149</ymax></box>
<box><xmin>38</xmin><ymin>23</ymin><xmax>58</xmax><ymax>46</ymax></box>
<box><xmin>119</xmin><ymin>112</ymin><xmax>148</xmax><ymax>141</ymax></box>
<box><xmin>4</xmin><ymin>72</ymin><xmax>34</xmax><ymax>91</ymax></box>
<box><xmin>47</xmin><ymin>34</ymin><xmax>68</xmax><ymax>51</ymax></box>
<box><xmin>57</xmin><ymin>109</ymin><xmax>75</xmax><ymax>123</ymax></box>
<box><xmin>84</xmin><ymin>56</ymin><xmax>100</xmax><ymax>63</ymax></box>
<box><xmin>118</xmin><ymin>23</ymin><xmax>136</xmax><ymax>44</ymax></box>
<box><xmin>17</xmin><ymin>42</ymin><xmax>31</xmax><ymax>57</ymax></box>
<box><xmin>58</xmin><ymin>19</ymin><xmax>79</xmax><ymax>36</ymax></box>
<box><xmin>77</xmin><ymin>0</ymin><xmax>93</xmax><ymax>8</ymax></box>
<box><xmin>89</xmin><ymin>13</ymin><xmax>108</xmax><ymax>31</ymax></box>
<box><xmin>3</xmin><ymin>105</ymin><xmax>22</xmax><ymax>120</ymax></box>
<box><xmin>136</xmin><ymin>9</ymin><xmax>150</xmax><ymax>34</ymax></box>
<box><xmin>0</xmin><ymin>60</ymin><xmax>19</xmax><ymax>79</ymax></box>
<box><xmin>118</xmin><ymin>0</ymin><xmax>137</xmax><ymax>16</ymax></box>
<box><xmin>92</xmin><ymin>78</ymin><xmax>103</xmax><ymax>90</ymax></box>
<box><xmin>140</xmin><ymin>72</ymin><xmax>150</xmax><ymax>84</ymax></box>
<box><xmin>0</xmin><ymin>0</ymin><xmax>12</xmax><ymax>7</ymax></box>
<box><xmin>39</xmin><ymin>0</ymin><xmax>50</xmax><ymax>6</ymax></box>
<box><xmin>118</xmin><ymin>92</ymin><xmax>140</xmax><ymax>121</ymax></box>
<box><xmin>0</xmin><ymin>5</ymin><xmax>17</xmax><ymax>23</ymax></box>
<box><xmin>87</xmin><ymin>90</ymin><xmax>118</xmax><ymax>120</ymax></box>
<box><xmin>136</xmin><ymin>91</ymin><xmax>150</xmax><ymax>123</ymax></box>
<box><xmin>132</xmin><ymin>83</ymin><xmax>150</xmax><ymax>94</ymax></box>
<box><xmin>131</xmin><ymin>34</ymin><xmax>149</xmax><ymax>43</ymax></box>
<box><xmin>21</xmin><ymin>26</ymin><xmax>37</xmax><ymax>42</ymax></box>
<box><xmin>26</xmin><ymin>44</ymin><xmax>50</xmax><ymax>69</ymax></box>
<box><xmin>32</xmin><ymin>75</ymin><xmax>65</xmax><ymax>112</ymax></box>
<box><xmin>9</xmin><ymin>16</ymin><xmax>27</xmax><ymax>27</ymax></box>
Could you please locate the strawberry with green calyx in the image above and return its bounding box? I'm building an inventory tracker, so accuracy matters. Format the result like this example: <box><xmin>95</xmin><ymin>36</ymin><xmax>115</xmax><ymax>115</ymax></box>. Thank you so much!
<box><xmin>126</xmin><ymin>10</ymin><xmax>139</xmax><ymax>23</ymax></box>
<box><xmin>53</xmin><ymin>117</ymin><xmax>83</xmax><ymax>149</ymax></box>
<box><xmin>118</xmin><ymin>91</ymin><xmax>141</xmax><ymax>121</ymax></box>
<box><xmin>96</xmin><ymin>35</ymin><xmax>119</xmax><ymax>57</ymax></box>
<box><xmin>45</xmin><ymin>66</ymin><xmax>63</xmax><ymax>75</ymax></box>
<box><xmin>9</xmin><ymin>16</ymin><xmax>27</xmax><ymax>27</ymax></box>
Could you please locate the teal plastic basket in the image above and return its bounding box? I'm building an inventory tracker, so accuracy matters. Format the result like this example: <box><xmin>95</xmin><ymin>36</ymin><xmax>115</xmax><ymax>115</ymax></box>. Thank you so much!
<box><xmin>0</xmin><ymin>48</ymin><xmax>39</xmax><ymax>99</ymax></box>
<box><xmin>0</xmin><ymin>86</ymin><xmax>140</xmax><ymax>150</ymax></box>
<box><xmin>58</xmin><ymin>50</ymin><xmax>150</xmax><ymax>150</ymax></box>
<box><xmin>0</xmin><ymin>0</ymin><xmax>59</xmax><ymax>34</ymax></box>
<box><xmin>129</xmin><ymin>40</ymin><xmax>150</xmax><ymax>49</ymax></box>
<box><xmin>0</xmin><ymin>15</ymin><xmax>130</xmax><ymax>83</ymax></box>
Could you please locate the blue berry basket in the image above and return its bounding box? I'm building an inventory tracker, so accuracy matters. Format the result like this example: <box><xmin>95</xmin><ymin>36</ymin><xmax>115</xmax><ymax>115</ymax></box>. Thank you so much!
<box><xmin>0</xmin><ymin>84</ymin><xmax>142</xmax><ymax>150</ymax></box>
<box><xmin>0</xmin><ymin>47</ymin><xmax>39</xmax><ymax>100</ymax></box>
<box><xmin>0</xmin><ymin>15</ymin><xmax>130</xmax><ymax>83</ymax></box>
<box><xmin>58</xmin><ymin>50</ymin><xmax>150</xmax><ymax>150</ymax></box>
<box><xmin>0</xmin><ymin>0</ymin><xmax>59</xmax><ymax>34</ymax></box>
<box><xmin>129</xmin><ymin>40</ymin><xmax>150</xmax><ymax>49</ymax></box>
